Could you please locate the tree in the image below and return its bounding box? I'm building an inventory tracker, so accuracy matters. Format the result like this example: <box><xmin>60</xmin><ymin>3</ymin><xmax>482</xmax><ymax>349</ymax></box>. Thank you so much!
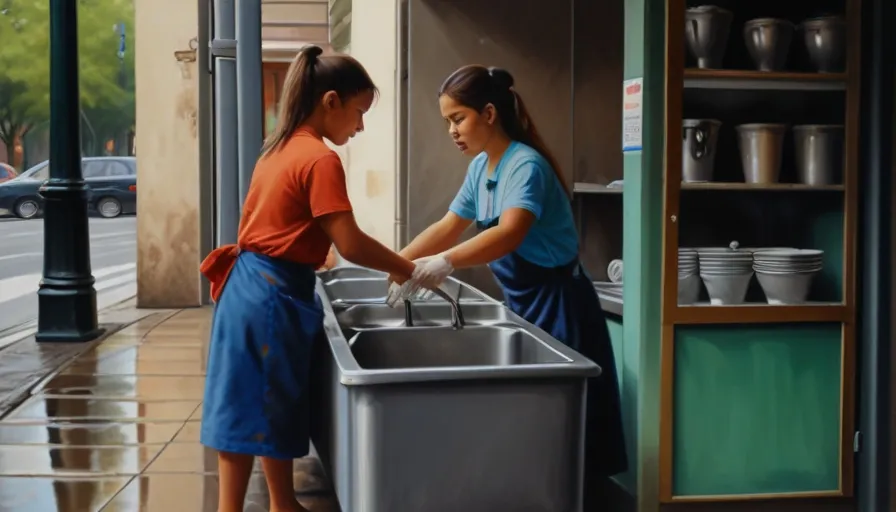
<box><xmin>78</xmin><ymin>0</ymin><xmax>135</xmax><ymax>155</ymax></box>
<box><xmin>0</xmin><ymin>0</ymin><xmax>50</xmax><ymax>163</ymax></box>
<box><xmin>0</xmin><ymin>0</ymin><xmax>135</xmax><ymax>165</ymax></box>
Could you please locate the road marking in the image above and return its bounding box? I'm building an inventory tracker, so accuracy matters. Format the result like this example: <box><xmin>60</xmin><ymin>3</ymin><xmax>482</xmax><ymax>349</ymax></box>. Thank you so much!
<box><xmin>2</xmin><ymin>230</ymin><xmax>132</xmax><ymax>240</ymax></box>
<box><xmin>0</xmin><ymin>277</ymin><xmax>137</xmax><ymax>350</ymax></box>
<box><xmin>0</xmin><ymin>263</ymin><xmax>136</xmax><ymax>304</ymax></box>
<box><xmin>0</xmin><ymin>252</ymin><xmax>42</xmax><ymax>262</ymax></box>
<box><xmin>89</xmin><ymin>232</ymin><xmax>133</xmax><ymax>240</ymax></box>
<box><xmin>93</xmin><ymin>240</ymin><xmax>136</xmax><ymax>249</ymax></box>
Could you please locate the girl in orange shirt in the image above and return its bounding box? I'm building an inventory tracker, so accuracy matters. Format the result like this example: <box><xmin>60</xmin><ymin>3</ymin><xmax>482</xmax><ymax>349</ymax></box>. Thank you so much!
<box><xmin>199</xmin><ymin>46</ymin><xmax>426</xmax><ymax>512</ymax></box>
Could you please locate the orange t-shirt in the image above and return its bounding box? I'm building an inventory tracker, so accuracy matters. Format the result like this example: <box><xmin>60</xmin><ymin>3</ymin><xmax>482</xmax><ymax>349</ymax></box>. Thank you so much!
<box><xmin>200</xmin><ymin>127</ymin><xmax>352</xmax><ymax>301</ymax></box>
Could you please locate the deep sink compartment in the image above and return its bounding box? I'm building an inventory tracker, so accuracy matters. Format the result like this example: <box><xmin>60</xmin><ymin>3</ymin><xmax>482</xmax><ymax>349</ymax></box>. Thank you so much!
<box><xmin>335</xmin><ymin>302</ymin><xmax>509</xmax><ymax>329</ymax></box>
<box><xmin>347</xmin><ymin>326</ymin><xmax>570</xmax><ymax>369</ymax></box>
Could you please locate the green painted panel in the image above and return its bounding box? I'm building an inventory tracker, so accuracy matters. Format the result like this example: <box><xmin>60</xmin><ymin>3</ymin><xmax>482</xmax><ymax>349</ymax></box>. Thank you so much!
<box><xmin>605</xmin><ymin>315</ymin><xmax>639</xmax><ymax>494</ymax></box>
<box><xmin>606</xmin><ymin>317</ymin><xmax>624</xmax><ymax>390</ymax></box>
<box><xmin>807</xmin><ymin>209</ymin><xmax>844</xmax><ymax>302</ymax></box>
<box><xmin>619</xmin><ymin>0</ymin><xmax>667</xmax><ymax>503</ymax></box>
<box><xmin>672</xmin><ymin>324</ymin><xmax>842</xmax><ymax>496</ymax></box>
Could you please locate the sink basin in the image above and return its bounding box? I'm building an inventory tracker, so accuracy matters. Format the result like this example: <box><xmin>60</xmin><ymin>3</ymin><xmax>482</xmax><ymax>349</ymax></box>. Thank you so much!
<box><xmin>335</xmin><ymin>302</ymin><xmax>507</xmax><ymax>329</ymax></box>
<box><xmin>322</xmin><ymin>276</ymin><xmax>490</xmax><ymax>305</ymax></box>
<box><xmin>348</xmin><ymin>326</ymin><xmax>570</xmax><ymax>369</ymax></box>
<box><xmin>317</xmin><ymin>266</ymin><xmax>386</xmax><ymax>281</ymax></box>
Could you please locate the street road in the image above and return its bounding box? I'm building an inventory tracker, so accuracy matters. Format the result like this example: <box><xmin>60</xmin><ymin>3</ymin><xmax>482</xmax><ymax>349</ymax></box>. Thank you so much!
<box><xmin>0</xmin><ymin>216</ymin><xmax>136</xmax><ymax>338</ymax></box>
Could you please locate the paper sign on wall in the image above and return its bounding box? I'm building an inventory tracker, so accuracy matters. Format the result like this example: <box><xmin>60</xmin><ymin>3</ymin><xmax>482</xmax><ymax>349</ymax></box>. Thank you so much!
<box><xmin>622</xmin><ymin>78</ymin><xmax>643</xmax><ymax>152</ymax></box>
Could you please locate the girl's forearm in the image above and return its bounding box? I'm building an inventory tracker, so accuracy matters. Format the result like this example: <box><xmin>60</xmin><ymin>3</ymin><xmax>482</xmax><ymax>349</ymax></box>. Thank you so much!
<box><xmin>400</xmin><ymin>220</ymin><xmax>459</xmax><ymax>261</ymax></box>
<box><xmin>444</xmin><ymin>226</ymin><xmax>520</xmax><ymax>269</ymax></box>
<box><xmin>341</xmin><ymin>234</ymin><xmax>416</xmax><ymax>280</ymax></box>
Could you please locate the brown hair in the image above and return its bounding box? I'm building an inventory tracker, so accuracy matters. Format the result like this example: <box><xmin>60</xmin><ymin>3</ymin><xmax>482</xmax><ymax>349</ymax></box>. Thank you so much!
<box><xmin>438</xmin><ymin>65</ymin><xmax>570</xmax><ymax>196</ymax></box>
<box><xmin>261</xmin><ymin>45</ymin><xmax>378</xmax><ymax>157</ymax></box>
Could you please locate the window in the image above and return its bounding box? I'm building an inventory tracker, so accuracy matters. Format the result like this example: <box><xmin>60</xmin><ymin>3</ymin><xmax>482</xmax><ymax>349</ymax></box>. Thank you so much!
<box><xmin>31</xmin><ymin>163</ymin><xmax>50</xmax><ymax>180</ymax></box>
<box><xmin>106</xmin><ymin>161</ymin><xmax>131</xmax><ymax>177</ymax></box>
<box><xmin>83</xmin><ymin>161</ymin><xmax>109</xmax><ymax>178</ymax></box>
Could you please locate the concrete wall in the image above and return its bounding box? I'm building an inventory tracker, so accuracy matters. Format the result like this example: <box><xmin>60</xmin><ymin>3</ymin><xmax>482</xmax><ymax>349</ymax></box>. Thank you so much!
<box><xmin>343</xmin><ymin>0</ymin><xmax>399</xmax><ymax>248</ymax></box>
<box><xmin>134</xmin><ymin>0</ymin><xmax>202</xmax><ymax>308</ymax></box>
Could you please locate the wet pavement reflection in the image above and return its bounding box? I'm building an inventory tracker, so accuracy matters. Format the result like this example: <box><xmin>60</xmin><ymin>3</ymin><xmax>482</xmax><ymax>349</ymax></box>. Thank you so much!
<box><xmin>0</xmin><ymin>308</ymin><xmax>342</xmax><ymax>511</ymax></box>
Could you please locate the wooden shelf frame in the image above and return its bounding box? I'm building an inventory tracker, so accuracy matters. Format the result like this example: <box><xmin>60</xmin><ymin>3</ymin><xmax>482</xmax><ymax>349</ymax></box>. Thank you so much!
<box><xmin>658</xmin><ymin>0</ymin><xmax>861</xmax><ymax>504</ymax></box>
<box><xmin>683</xmin><ymin>68</ymin><xmax>848</xmax><ymax>91</ymax></box>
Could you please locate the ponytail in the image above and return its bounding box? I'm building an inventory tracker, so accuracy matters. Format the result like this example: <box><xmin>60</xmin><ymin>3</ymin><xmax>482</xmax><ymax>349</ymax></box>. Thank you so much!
<box><xmin>261</xmin><ymin>45</ymin><xmax>378</xmax><ymax>158</ymax></box>
<box><xmin>507</xmin><ymin>90</ymin><xmax>571</xmax><ymax>197</ymax></box>
<box><xmin>439</xmin><ymin>65</ymin><xmax>571</xmax><ymax>198</ymax></box>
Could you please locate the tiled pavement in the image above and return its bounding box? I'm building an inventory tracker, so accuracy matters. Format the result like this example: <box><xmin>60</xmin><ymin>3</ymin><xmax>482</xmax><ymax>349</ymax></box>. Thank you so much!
<box><xmin>0</xmin><ymin>305</ymin><xmax>340</xmax><ymax>512</ymax></box>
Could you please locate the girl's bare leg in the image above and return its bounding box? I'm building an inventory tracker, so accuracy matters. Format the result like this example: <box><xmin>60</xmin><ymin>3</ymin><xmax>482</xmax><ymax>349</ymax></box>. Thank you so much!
<box><xmin>260</xmin><ymin>457</ymin><xmax>309</xmax><ymax>512</ymax></box>
<box><xmin>218</xmin><ymin>451</ymin><xmax>255</xmax><ymax>512</ymax></box>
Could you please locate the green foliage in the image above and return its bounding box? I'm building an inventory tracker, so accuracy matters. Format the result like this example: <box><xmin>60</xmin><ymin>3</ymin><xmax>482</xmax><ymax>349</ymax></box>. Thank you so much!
<box><xmin>0</xmin><ymin>0</ymin><xmax>135</xmax><ymax>161</ymax></box>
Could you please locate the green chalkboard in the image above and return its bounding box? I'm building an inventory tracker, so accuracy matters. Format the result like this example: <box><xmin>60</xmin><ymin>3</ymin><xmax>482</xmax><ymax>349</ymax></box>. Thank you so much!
<box><xmin>672</xmin><ymin>323</ymin><xmax>842</xmax><ymax>496</ymax></box>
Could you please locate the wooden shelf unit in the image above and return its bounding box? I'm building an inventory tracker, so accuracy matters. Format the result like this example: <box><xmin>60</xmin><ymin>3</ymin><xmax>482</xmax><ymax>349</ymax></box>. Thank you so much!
<box><xmin>659</xmin><ymin>0</ymin><xmax>861</xmax><ymax>505</ymax></box>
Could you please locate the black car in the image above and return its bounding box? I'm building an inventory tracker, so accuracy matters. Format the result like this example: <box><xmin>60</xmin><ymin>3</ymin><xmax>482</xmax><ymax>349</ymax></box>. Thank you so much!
<box><xmin>0</xmin><ymin>157</ymin><xmax>137</xmax><ymax>219</ymax></box>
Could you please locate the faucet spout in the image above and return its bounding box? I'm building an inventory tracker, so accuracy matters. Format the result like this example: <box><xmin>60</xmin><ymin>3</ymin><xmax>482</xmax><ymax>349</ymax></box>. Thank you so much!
<box><xmin>432</xmin><ymin>288</ymin><xmax>465</xmax><ymax>329</ymax></box>
<box><xmin>404</xmin><ymin>299</ymin><xmax>414</xmax><ymax>327</ymax></box>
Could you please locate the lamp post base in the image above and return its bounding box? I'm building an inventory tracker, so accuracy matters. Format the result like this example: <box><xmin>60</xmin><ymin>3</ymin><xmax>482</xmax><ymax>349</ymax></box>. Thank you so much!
<box><xmin>35</xmin><ymin>286</ymin><xmax>104</xmax><ymax>343</ymax></box>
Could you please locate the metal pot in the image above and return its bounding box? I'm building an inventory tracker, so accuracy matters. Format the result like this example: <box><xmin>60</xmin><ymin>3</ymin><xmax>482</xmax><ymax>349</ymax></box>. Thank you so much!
<box><xmin>736</xmin><ymin>123</ymin><xmax>787</xmax><ymax>184</ymax></box>
<box><xmin>682</xmin><ymin>119</ymin><xmax>722</xmax><ymax>182</ymax></box>
<box><xmin>800</xmin><ymin>16</ymin><xmax>846</xmax><ymax>73</ymax></box>
<box><xmin>685</xmin><ymin>6</ymin><xmax>734</xmax><ymax>69</ymax></box>
<box><xmin>744</xmin><ymin>18</ymin><xmax>795</xmax><ymax>71</ymax></box>
<box><xmin>793</xmin><ymin>125</ymin><xmax>844</xmax><ymax>186</ymax></box>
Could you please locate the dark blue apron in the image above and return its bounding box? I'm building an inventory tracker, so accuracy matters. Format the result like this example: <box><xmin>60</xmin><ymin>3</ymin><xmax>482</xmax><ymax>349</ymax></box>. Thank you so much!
<box><xmin>201</xmin><ymin>250</ymin><xmax>323</xmax><ymax>459</ymax></box>
<box><xmin>477</xmin><ymin>215</ymin><xmax>628</xmax><ymax>477</ymax></box>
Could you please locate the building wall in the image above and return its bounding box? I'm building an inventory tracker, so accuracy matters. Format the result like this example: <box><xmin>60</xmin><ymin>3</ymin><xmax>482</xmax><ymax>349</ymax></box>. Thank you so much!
<box><xmin>134</xmin><ymin>0</ymin><xmax>202</xmax><ymax>307</ymax></box>
<box><xmin>343</xmin><ymin>0</ymin><xmax>399</xmax><ymax>248</ymax></box>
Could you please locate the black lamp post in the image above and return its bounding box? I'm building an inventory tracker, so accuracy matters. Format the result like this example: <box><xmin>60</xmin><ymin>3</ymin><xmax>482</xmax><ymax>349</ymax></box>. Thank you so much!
<box><xmin>35</xmin><ymin>0</ymin><xmax>103</xmax><ymax>342</ymax></box>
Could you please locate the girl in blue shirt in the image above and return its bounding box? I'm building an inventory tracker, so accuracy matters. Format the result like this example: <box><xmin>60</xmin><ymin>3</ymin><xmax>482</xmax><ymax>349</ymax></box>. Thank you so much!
<box><xmin>391</xmin><ymin>65</ymin><xmax>628</xmax><ymax>481</ymax></box>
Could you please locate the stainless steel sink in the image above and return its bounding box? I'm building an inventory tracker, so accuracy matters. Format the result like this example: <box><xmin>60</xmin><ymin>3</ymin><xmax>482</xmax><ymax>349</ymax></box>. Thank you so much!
<box><xmin>322</xmin><ymin>276</ymin><xmax>490</xmax><ymax>305</ymax></box>
<box><xmin>348</xmin><ymin>325</ymin><xmax>570</xmax><ymax>369</ymax></box>
<box><xmin>336</xmin><ymin>302</ymin><xmax>508</xmax><ymax>329</ymax></box>
<box><xmin>311</xmin><ymin>277</ymin><xmax>599</xmax><ymax>512</ymax></box>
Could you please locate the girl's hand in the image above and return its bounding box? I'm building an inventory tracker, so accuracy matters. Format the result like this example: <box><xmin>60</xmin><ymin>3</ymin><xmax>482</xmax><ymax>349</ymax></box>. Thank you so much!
<box><xmin>414</xmin><ymin>254</ymin><xmax>454</xmax><ymax>290</ymax></box>
<box><xmin>385</xmin><ymin>263</ymin><xmax>426</xmax><ymax>307</ymax></box>
<box><xmin>319</xmin><ymin>246</ymin><xmax>338</xmax><ymax>271</ymax></box>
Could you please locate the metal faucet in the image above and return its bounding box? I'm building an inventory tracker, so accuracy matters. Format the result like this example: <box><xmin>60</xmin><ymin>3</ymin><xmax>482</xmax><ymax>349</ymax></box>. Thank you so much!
<box><xmin>403</xmin><ymin>288</ymin><xmax>465</xmax><ymax>329</ymax></box>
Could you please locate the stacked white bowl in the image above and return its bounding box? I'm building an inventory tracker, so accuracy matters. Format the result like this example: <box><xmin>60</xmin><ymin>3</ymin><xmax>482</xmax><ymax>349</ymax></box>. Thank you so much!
<box><xmin>608</xmin><ymin>259</ymin><xmax>624</xmax><ymax>283</ymax></box>
<box><xmin>753</xmin><ymin>248</ymin><xmax>824</xmax><ymax>304</ymax></box>
<box><xmin>697</xmin><ymin>246</ymin><xmax>755</xmax><ymax>305</ymax></box>
<box><xmin>678</xmin><ymin>249</ymin><xmax>700</xmax><ymax>304</ymax></box>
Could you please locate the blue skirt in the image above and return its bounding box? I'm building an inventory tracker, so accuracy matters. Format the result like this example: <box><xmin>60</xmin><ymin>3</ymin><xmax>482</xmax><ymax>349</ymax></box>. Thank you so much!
<box><xmin>200</xmin><ymin>251</ymin><xmax>323</xmax><ymax>460</ymax></box>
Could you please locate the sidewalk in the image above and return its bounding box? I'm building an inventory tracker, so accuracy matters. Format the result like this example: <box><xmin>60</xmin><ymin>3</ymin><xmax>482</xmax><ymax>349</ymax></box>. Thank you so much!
<box><xmin>0</xmin><ymin>303</ymin><xmax>337</xmax><ymax>511</ymax></box>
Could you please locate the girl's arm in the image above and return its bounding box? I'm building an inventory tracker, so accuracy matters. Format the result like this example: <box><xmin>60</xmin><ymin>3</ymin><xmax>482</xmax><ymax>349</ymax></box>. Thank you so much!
<box><xmin>399</xmin><ymin>212</ymin><xmax>472</xmax><ymax>261</ymax></box>
<box><xmin>442</xmin><ymin>208</ymin><xmax>535</xmax><ymax>269</ymax></box>
<box><xmin>319</xmin><ymin>211</ymin><xmax>417</xmax><ymax>281</ymax></box>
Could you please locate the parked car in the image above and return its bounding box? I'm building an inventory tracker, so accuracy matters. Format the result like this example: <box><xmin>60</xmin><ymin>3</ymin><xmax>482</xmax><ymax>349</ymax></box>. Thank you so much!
<box><xmin>0</xmin><ymin>156</ymin><xmax>136</xmax><ymax>219</ymax></box>
<box><xmin>0</xmin><ymin>163</ymin><xmax>16</xmax><ymax>184</ymax></box>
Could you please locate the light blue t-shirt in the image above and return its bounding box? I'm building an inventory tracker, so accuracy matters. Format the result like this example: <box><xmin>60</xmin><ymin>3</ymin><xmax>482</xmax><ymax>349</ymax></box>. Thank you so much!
<box><xmin>448</xmin><ymin>141</ymin><xmax>579</xmax><ymax>268</ymax></box>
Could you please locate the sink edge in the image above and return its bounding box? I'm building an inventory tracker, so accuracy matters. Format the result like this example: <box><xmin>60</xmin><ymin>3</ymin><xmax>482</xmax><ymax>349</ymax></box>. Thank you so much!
<box><xmin>316</xmin><ymin>277</ymin><xmax>602</xmax><ymax>386</ymax></box>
